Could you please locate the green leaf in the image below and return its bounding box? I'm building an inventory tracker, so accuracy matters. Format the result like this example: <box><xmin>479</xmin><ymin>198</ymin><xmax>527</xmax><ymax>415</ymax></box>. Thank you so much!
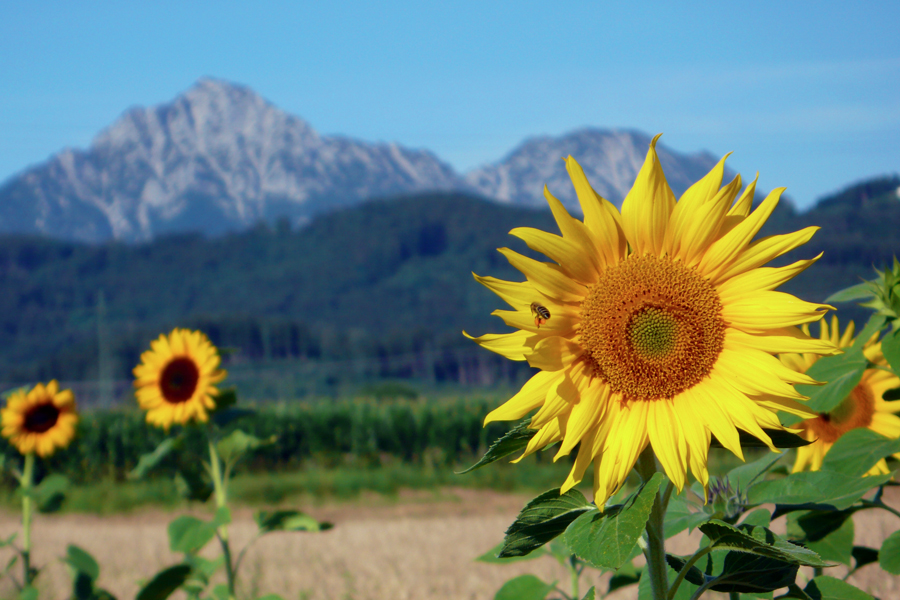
<box><xmin>34</xmin><ymin>473</ymin><xmax>69</xmax><ymax>513</ymax></box>
<box><xmin>741</xmin><ymin>508</ymin><xmax>772</xmax><ymax>528</ymax></box>
<box><xmin>19</xmin><ymin>586</ymin><xmax>38</xmax><ymax>600</ymax></box>
<box><xmin>135</xmin><ymin>564</ymin><xmax>193</xmax><ymax>600</ymax></box>
<box><xmin>665</xmin><ymin>554</ymin><xmax>707</xmax><ymax>587</ymax></box>
<box><xmin>727</xmin><ymin>452</ymin><xmax>784</xmax><ymax>491</ymax></box>
<box><xmin>457</xmin><ymin>420</ymin><xmax>536</xmax><ymax>474</ymax></box>
<box><xmin>0</xmin><ymin>533</ymin><xmax>16</xmax><ymax>548</ymax></box>
<box><xmin>254</xmin><ymin>510</ymin><xmax>332</xmax><ymax>533</ymax></box>
<box><xmin>215</xmin><ymin>429</ymin><xmax>275</xmax><ymax>466</ymax></box>
<box><xmin>493</xmin><ymin>574</ymin><xmax>556</xmax><ymax>600</ymax></box>
<box><xmin>498</xmin><ymin>488</ymin><xmax>594</xmax><ymax>558</ymax></box>
<box><xmin>129</xmin><ymin>438</ymin><xmax>177</xmax><ymax>480</ymax></box>
<box><xmin>64</xmin><ymin>544</ymin><xmax>100</xmax><ymax>581</ymax></box>
<box><xmin>802</xmin><ymin>514</ymin><xmax>855</xmax><ymax>566</ymax></box>
<box><xmin>580</xmin><ymin>587</ymin><xmax>596</xmax><ymax>600</ymax></box>
<box><xmin>212</xmin><ymin>407</ymin><xmax>256</xmax><ymax>427</ymax></box>
<box><xmin>608</xmin><ymin>561</ymin><xmax>641</xmax><ymax>593</ymax></box>
<box><xmin>475</xmin><ymin>542</ymin><xmax>547</xmax><ymax>564</ymax></box>
<box><xmin>711</xmin><ymin>428</ymin><xmax>812</xmax><ymax>449</ymax></box>
<box><xmin>789</xmin><ymin>508</ymin><xmax>858</xmax><ymax>544</ymax></box>
<box><xmin>820</xmin><ymin>428</ymin><xmax>900</xmax><ymax>477</ymax></box>
<box><xmin>709</xmin><ymin>552</ymin><xmax>799</xmax><ymax>593</ymax></box>
<box><xmin>637</xmin><ymin>563</ymin><xmax>698</xmax><ymax>600</ymax></box>
<box><xmin>699</xmin><ymin>520</ymin><xmax>829</xmax><ymax>567</ymax></box>
<box><xmin>211</xmin><ymin>387</ymin><xmax>238</xmax><ymax>412</ymax></box>
<box><xmin>881</xmin><ymin>330</ymin><xmax>900</xmax><ymax>374</ymax></box>
<box><xmin>825</xmin><ymin>281</ymin><xmax>877</xmax><ymax>303</ymax></box>
<box><xmin>747</xmin><ymin>470</ymin><xmax>892</xmax><ymax>510</ymax></box>
<box><xmin>564</xmin><ymin>472</ymin><xmax>665</xmax><ymax>570</ymax></box>
<box><xmin>878</xmin><ymin>529</ymin><xmax>900</xmax><ymax>574</ymax></box>
<box><xmin>851</xmin><ymin>314</ymin><xmax>887</xmax><ymax>352</ymax></box>
<box><xmin>663</xmin><ymin>494</ymin><xmax>709</xmax><ymax>539</ymax></box>
<box><xmin>174</xmin><ymin>464</ymin><xmax>213</xmax><ymax>502</ymax></box>
<box><xmin>795</xmin><ymin>351</ymin><xmax>868</xmax><ymax>416</ymax></box>
<box><xmin>803</xmin><ymin>576</ymin><xmax>874</xmax><ymax>600</ymax></box>
<box><xmin>168</xmin><ymin>516</ymin><xmax>218</xmax><ymax>554</ymax></box>
<box><xmin>254</xmin><ymin>595</ymin><xmax>286</xmax><ymax>600</ymax></box>
<box><xmin>850</xmin><ymin>546</ymin><xmax>879</xmax><ymax>570</ymax></box>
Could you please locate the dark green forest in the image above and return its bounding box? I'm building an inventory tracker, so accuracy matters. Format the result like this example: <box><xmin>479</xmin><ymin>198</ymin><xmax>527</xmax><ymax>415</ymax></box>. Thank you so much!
<box><xmin>1</xmin><ymin>176</ymin><xmax>898</xmax><ymax>402</ymax></box>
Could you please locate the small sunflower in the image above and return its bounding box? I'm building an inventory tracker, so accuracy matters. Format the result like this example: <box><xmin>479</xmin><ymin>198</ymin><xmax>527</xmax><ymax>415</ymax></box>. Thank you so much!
<box><xmin>782</xmin><ymin>316</ymin><xmax>900</xmax><ymax>475</ymax></box>
<box><xmin>467</xmin><ymin>135</ymin><xmax>838</xmax><ymax>505</ymax></box>
<box><xmin>1</xmin><ymin>381</ymin><xmax>78</xmax><ymax>457</ymax></box>
<box><xmin>133</xmin><ymin>328</ymin><xmax>227</xmax><ymax>430</ymax></box>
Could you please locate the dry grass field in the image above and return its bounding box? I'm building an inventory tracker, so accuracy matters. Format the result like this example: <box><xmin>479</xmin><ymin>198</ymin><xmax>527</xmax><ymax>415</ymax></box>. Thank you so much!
<box><xmin>0</xmin><ymin>487</ymin><xmax>898</xmax><ymax>600</ymax></box>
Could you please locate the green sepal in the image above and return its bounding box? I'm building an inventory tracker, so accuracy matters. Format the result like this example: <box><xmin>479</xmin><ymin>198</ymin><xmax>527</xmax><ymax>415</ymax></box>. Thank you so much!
<box><xmin>825</xmin><ymin>281</ymin><xmax>878</xmax><ymax>303</ymax></box>
<box><xmin>878</xmin><ymin>529</ymin><xmax>900</xmax><ymax>574</ymax></box>
<box><xmin>135</xmin><ymin>564</ymin><xmax>192</xmax><ymax>600</ymax></box>
<box><xmin>492</xmin><ymin>574</ymin><xmax>556</xmax><ymax>600</ymax></box>
<box><xmin>699</xmin><ymin>520</ymin><xmax>828</xmax><ymax>567</ymax></box>
<box><xmin>457</xmin><ymin>419</ymin><xmax>535</xmax><ymax>474</ymax></box>
<box><xmin>497</xmin><ymin>488</ymin><xmax>594</xmax><ymax>558</ymax></box>
<box><xmin>748</xmin><ymin>470</ymin><xmax>893</xmax><ymax>511</ymax></box>
<box><xmin>564</xmin><ymin>472</ymin><xmax>665</xmax><ymax>570</ymax></box>
<box><xmin>129</xmin><ymin>438</ymin><xmax>179</xmax><ymax>480</ymax></box>
<box><xmin>819</xmin><ymin>428</ymin><xmax>900</xmax><ymax>477</ymax></box>
<box><xmin>254</xmin><ymin>509</ymin><xmax>333</xmax><ymax>533</ymax></box>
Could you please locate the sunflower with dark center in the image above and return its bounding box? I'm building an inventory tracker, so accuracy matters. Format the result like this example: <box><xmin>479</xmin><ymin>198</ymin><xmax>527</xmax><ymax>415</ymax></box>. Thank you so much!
<box><xmin>133</xmin><ymin>328</ymin><xmax>227</xmax><ymax>430</ymax></box>
<box><xmin>781</xmin><ymin>316</ymin><xmax>900</xmax><ymax>475</ymax></box>
<box><xmin>465</xmin><ymin>135</ymin><xmax>838</xmax><ymax>506</ymax></box>
<box><xmin>1</xmin><ymin>381</ymin><xmax>78</xmax><ymax>457</ymax></box>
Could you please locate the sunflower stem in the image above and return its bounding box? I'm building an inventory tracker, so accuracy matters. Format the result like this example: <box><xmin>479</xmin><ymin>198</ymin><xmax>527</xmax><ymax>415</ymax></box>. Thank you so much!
<box><xmin>208</xmin><ymin>438</ymin><xmax>236</xmax><ymax>600</ymax></box>
<box><xmin>21</xmin><ymin>452</ymin><xmax>34</xmax><ymax>587</ymax></box>
<box><xmin>636</xmin><ymin>446</ymin><xmax>668</xmax><ymax>600</ymax></box>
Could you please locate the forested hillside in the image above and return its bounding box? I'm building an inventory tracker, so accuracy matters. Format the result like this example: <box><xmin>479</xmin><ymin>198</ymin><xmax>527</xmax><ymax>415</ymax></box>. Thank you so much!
<box><xmin>1</xmin><ymin>177</ymin><xmax>897</xmax><ymax>398</ymax></box>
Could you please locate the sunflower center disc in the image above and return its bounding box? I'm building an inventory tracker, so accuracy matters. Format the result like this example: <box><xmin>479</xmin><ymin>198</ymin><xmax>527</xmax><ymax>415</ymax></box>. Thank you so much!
<box><xmin>160</xmin><ymin>357</ymin><xmax>201</xmax><ymax>403</ymax></box>
<box><xmin>579</xmin><ymin>254</ymin><xmax>726</xmax><ymax>401</ymax></box>
<box><xmin>23</xmin><ymin>402</ymin><xmax>60</xmax><ymax>433</ymax></box>
<box><xmin>809</xmin><ymin>383</ymin><xmax>875</xmax><ymax>444</ymax></box>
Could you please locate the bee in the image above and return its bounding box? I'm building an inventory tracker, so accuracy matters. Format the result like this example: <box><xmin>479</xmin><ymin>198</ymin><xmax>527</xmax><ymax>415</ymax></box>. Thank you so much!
<box><xmin>530</xmin><ymin>302</ymin><xmax>551</xmax><ymax>328</ymax></box>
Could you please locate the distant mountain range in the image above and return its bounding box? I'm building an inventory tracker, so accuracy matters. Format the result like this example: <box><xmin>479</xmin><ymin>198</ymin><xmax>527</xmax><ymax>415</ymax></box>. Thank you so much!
<box><xmin>0</xmin><ymin>78</ymin><xmax>726</xmax><ymax>242</ymax></box>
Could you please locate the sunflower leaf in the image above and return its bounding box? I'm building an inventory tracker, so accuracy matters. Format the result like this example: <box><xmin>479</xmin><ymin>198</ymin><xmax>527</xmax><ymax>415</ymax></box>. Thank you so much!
<box><xmin>564</xmin><ymin>472</ymin><xmax>665</xmax><ymax>569</ymax></box>
<box><xmin>254</xmin><ymin>509</ymin><xmax>332</xmax><ymax>533</ymax></box>
<box><xmin>790</xmin><ymin>351</ymin><xmax>869</xmax><ymax>420</ymax></box>
<box><xmin>64</xmin><ymin>544</ymin><xmax>100</xmax><ymax>582</ymax></box>
<box><xmin>707</xmin><ymin>552</ymin><xmax>800</xmax><ymax>593</ymax></box>
<box><xmin>476</xmin><ymin>542</ymin><xmax>547</xmax><ymax>564</ymax></box>
<box><xmin>135</xmin><ymin>564</ymin><xmax>192</xmax><ymax>600</ymax></box>
<box><xmin>457</xmin><ymin>420</ymin><xmax>535</xmax><ymax>474</ymax></box>
<box><xmin>34</xmin><ymin>473</ymin><xmax>68</xmax><ymax>513</ymax></box>
<box><xmin>801</xmin><ymin>576</ymin><xmax>874</xmax><ymax>599</ymax></box>
<box><xmin>711</xmin><ymin>428</ymin><xmax>810</xmax><ymax>449</ymax></box>
<box><xmin>663</xmin><ymin>494</ymin><xmax>709</xmax><ymax>539</ymax></box>
<box><xmin>493</xmin><ymin>574</ymin><xmax>556</xmax><ymax>600</ymax></box>
<box><xmin>818</xmin><ymin>428</ymin><xmax>900</xmax><ymax>477</ymax></box>
<box><xmin>607</xmin><ymin>561</ymin><xmax>641</xmax><ymax>593</ymax></box>
<box><xmin>748</xmin><ymin>470</ymin><xmax>892</xmax><ymax>511</ymax></box>
<box><xmin>879</xmin><ymin>529</ymin><xmax>900</xmax><ymax>574</ymax></box>
<box><xmin>699</xmin><ymin>520</ymin><xmax>829</xmax><ymax>567</ymax></box>
<box><xmin>168</xmin><ymin>516</ymin><xmax>218</xmax><ymax>555</ymax></box>
<box><xmin>497</xmin><ymin>488</ymin><xmax>594</xmax><ymax>558</ymax></box>
<box><xmin>129</xmin><ymin>438</ymin><xmax>178</xmax><ymax>480</ymax></box>
<box><xmin>215</xmin><ymin>429</ymin><xmax>276</xmax><ymax>467</ymax></box>
<box><xmin>851</xmin><ymin>546</ymin><xmax>880</xmax><ymax>570</ymax></box>
<box><xmin>881</xmin><ymin>329</ymin><xmax>900</xmax><ymax>374</ymax></box>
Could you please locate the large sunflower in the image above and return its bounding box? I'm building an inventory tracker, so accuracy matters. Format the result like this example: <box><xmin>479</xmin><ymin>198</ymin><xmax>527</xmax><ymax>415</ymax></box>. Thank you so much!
<box><xmin>133</xmin><ymin>328</ymin><xmax>227</xmax><ymax>430</ymax></box>
<box><xmin>1</xmin><ymin>381</ymin><xmax>78</xmax><ymax>457</ymax></box>
<box><xmin>782</xmin><ymin>316</ymin><xmax>900</xmax><ymax>475</ymax></box>
<box><xmin>467</xmin><ymin>135</ymin><xmax>837</xmax><ymax>505</ymax></box>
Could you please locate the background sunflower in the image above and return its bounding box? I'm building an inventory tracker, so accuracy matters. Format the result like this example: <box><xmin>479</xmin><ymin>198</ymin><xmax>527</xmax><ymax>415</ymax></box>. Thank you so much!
<box><xmin>133</xmin><ymin>328</ymin><xmax>227</xmax><ymax>430</ymax></box>
<box><xmin>1</xmin><ymin>380</ymin><xmax>78</xmax><ymax>457</ymax></box>
<box><xmin>782</xmin><ymin>316</ymin><xmax>900</xmax><ymax>474</ymax></box>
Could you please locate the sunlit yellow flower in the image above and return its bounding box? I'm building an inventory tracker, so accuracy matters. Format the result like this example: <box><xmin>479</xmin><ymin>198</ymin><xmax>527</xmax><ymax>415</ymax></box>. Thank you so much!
<box><xmin>133</xmin><ymin>328</ymin><xmax>227</xmax><ymax>430</ymax></box>
<box><xmin>1</xmin><ymin>381</ymin><xmax>77</xmax><ymax>457</ymax></box>
<box><xmin>783</xmin><ymin>316</ymin><xmax>900</xmax><ymax>475</ymax></box>
<box><xmin>466</xmin><ymin>135</ymin><xmax>837</xmax><ymax>505</ymax></box>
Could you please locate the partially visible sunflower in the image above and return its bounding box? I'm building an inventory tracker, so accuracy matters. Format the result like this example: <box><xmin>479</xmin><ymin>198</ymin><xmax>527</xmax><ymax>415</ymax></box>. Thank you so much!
<box><xmin>782</xmin><ymin>316</ymin><xmax>900</xmax><ymax>475</ymax></box>
<box><xmin>134</xmin><ymin>328</ymin><xmax>227</xmax><ymax>430</ymax></box>
<box><xmin>466</xmin><ymin>135</ymin><xmax>838</xmax><ymax>506</ymax></box>
<box><xmin>1</xmin><ymin>381</ymin><xmax>78</xmax><ymax>457</ymax></box>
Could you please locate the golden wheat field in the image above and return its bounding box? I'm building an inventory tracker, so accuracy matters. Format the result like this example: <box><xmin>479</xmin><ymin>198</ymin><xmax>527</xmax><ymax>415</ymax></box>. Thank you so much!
<box><xmin>1</xmin><ymin>487</ymin><xmax>898</xmax><ymax>600</ymax></box>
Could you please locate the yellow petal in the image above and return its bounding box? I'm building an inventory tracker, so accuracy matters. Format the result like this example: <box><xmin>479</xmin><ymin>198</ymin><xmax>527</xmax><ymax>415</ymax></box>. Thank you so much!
<box><xmin>724</xmin><ymin>326</ymin><xmax>840</xmax><ymax>356</ymax></box>
<box><xmin>620</xmin><ymin>134</ymin><xmax>676</xmax><ymax>256</ymax></box>
<box><xmin>491</xmin><ymin>309</ymin><xmax>578</xmax><ymax>336</ymax></box>
<box><xmin>484</xmin><ymin>370</ymin><xmax>560</xmax><ymax>425</ymax></box>
<box><xmin>564</xmin><ymin>156</ymin><xmax>627</xmax><ymax>265</ymax></box>
<box><xmin>647</xmin><ymin>399</ymin><xmax>688</xmax><ymax>491</ymax></box>
<box><xmin>526</xmin><ymin>336</ymin><xmax>582</xmax><ymax>371</ymax></box>
<box><xmin>510</xmin><ymin>225</ymin><xmax>597</xmax><ymax>285</ymax></box>
<box><xmin>498</xmin><ymin>248</ymin><xmax>587</xmax><ymax>302</ymax></box>
<box><xmin>716</xmin><ymin>227</ymin><xmax>820</xmax><ymax>283</ymax></box>
<box><xmin>473</xmin><ymin>274</ymin><xmax>551</xmax><ymax>310</ymax></box>
<box><xmin>462</xmin><ymin>330</ymin><xmax>531</xmax><ymax>361</ymax></box>
<box><xmin>717</xmin><ymin>256</ymin><xmax>821</xmax><ymax>302</ymax></box>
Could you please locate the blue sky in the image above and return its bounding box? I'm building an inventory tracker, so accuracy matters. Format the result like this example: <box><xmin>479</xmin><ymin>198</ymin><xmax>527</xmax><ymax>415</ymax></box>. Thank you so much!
<box><xmin>1</xmin><ymin>1</ymin><xmax>897</xmax><ymax>209</ymax></box>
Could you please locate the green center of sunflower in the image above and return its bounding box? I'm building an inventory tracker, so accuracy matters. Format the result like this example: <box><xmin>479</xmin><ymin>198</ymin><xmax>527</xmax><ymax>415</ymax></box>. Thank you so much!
<box><xmin>24</xmin><ymin>402</ymin><xmax>60</xmax><ymax>433</ymax></box>
<box><xmin>628</xmin><ymin>307</ymin><xmax>678</xmax><ymax>360</ymax></box>
<box><xmin>579</xmin><ymin>254</ymin><xmax>726</xmax><ymax>401</ymax></box>
<box><xmin>160</xmin><ymin>357</ymin><xmax>200</xmax><ymax>403</ymax></box>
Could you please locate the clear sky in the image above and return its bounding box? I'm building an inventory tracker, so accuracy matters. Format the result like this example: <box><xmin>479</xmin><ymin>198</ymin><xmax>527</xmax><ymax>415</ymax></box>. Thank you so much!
<box><xmin>1</xmin><ymin>0</ymin><xmax>898</xmax><ymax>209</ymax></box>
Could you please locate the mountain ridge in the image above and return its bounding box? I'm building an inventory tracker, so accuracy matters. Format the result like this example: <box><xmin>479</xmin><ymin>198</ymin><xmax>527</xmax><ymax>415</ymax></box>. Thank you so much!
<box><xmin>0</xmin><ymin>78</ymin><xmax>738</xmax><ymax>243</ymax></box>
